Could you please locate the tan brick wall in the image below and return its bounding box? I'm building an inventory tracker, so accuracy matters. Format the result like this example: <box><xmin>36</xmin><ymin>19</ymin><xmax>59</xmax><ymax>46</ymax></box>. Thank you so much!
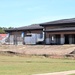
<box><xmin>11</xmin><ymin>31</ymin><xmax>22</xmax><ymax>36</ymax></box>
<box><xmin>45</xmin><ymin>26</ymin><xmax>60</xmax><ymax>30</ymax></box>
<box><xmin>11</xmin><ymin>30</ymin><xmax>43</xmax><ymax>37</ymax></box>
<box><xmin>46</xmin><ymin>33</ymin><xmax>50</xmax><ymax>38</ymax></box>
<box><xmin>31</xmin><ymin>30</ymin><xmax>42</xmax><ymax>33</ymax></box>
<box><xmin>24</xmin><ymin>30</ymin><xmax>42</xmax><ymax>35</ymax></box>
<box><xmin>45</xmin><ymin>24</ymin><xmax>75</xmax><ymax>30</ymax></box>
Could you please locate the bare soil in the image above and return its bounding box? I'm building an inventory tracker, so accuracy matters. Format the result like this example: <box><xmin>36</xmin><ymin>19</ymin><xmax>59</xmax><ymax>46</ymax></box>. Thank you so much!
<box><xmin>33</xmin><ymin>70</ymin><xmax>75</xmax><ymax>75</ymax></box>
<box><xmin>0</xmin><ymin>45</ymin><xmax>75</xmax><ymax>57</ymax></box>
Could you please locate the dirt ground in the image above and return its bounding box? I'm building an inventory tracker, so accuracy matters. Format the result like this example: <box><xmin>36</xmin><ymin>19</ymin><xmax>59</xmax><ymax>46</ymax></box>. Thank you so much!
<box><xmin>33</xmin><ymin>70</ymin><xmax>75</xmax><ymax>75</ymax></box>
<box><xmin>0</xmin><ymin>45</ymin><xmax>75</xmax><ymax>56</ymax></box>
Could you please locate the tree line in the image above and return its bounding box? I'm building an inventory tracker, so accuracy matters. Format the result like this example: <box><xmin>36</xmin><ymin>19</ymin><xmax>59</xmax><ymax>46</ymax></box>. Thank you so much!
<box><xmin>0</xmin><ymin>27</ymin><xmax>14</xmax><ymax>34</ymax></box>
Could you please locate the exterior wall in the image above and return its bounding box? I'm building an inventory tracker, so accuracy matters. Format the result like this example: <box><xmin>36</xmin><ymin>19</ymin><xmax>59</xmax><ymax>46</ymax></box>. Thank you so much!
<box><xmin>24</xmin><ymin>34</ymin><xmax>41</xmax><ymax>44</ymax></box>
<box><xmin>9</xmin><ymin>31</ymin><xmax>23</xmax><ymax>45</ymax></box>
<box><xmin>11</xmin><ymin>31</ymin><xmax>22</xmax><ymax>35</ymax></box>
<box><xmin>8</xmin><ymin>29</ymin><xmax>43</xmax><ymax>45</ymax></box>
<box><xmin>31</xmin><ymin>30</ymin><xmax>43</xmax><ymax>34</ymax></box>
<box><xmin>44</xmin><ymin>24</ymin><xmax>75</xmax><ymax>44</ymax></box>
<box><xmin>24</xmin><ymin>30</ymin><xmax>42</xmax><ymax>35</ymax></box>
<box><xmin>45</xmin><ymin>24</ymin><xmax>75</xmax><ymax>30</ymax></box>
<box><xmin>7</xmin><ymin>24</ymin><xmax>75</xmax><ymax>45</ymax></box>
<box><xmin>45</xmin><ymin>34</ymin><xmax>56</xmax><ymax>44</ymax></box>
<box><xmin>46</xmin><ymin>31</ymin><xmax>75</xmax><ymax>35</ymax></box>
<box><xmin>45</xmin><ymin>26</ymin><xmax>61</xmax><ymax>30</ymax></box>
<box><xmin>24</xmin><ymin>30</ymin><xmax>43</xmax><ymax>44</ymax></box>
<box><xmin>46</xmin><ymin>38</ymin><xmax>50</xmax><ymax>44</ymax></box>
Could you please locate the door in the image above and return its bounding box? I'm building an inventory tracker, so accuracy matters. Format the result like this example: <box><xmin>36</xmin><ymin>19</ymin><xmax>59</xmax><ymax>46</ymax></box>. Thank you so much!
<box><xmin>65</xmin><ymin>35</ymin><xmax>69</xmax><ymax>44</ymax></box>
<box><xmin>55</xmin><ymin>35</ymin><xmax>60</xmax><ymax>45</ymax></box>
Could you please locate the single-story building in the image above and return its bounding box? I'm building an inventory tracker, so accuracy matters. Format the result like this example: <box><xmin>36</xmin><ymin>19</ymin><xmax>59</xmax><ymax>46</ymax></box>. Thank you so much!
<box><xmin>5</xmin><ymin>24</ymin><xmax>43</xmax><ymax>45</ymax></box>
<box><xmin>5</xmin><ymin>18</ymin><xmax>75</xmax><ymax>45</ymax></box>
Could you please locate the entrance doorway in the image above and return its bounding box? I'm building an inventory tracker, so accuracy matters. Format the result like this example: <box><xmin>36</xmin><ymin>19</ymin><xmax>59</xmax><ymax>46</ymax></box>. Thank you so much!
<box><xmin>72</xmin><ymin>34</ymin><xmax>75</xmax><ymax>44</ymax></box>
<box><xmin>64</xmin><ymin>35</ymin><xmax>69</xmax><ymax>44</ymax></box>
<box><xmin>55</xmin><ymin>35</ymin><xmax>60</xmax><ymax>45</ymax></box>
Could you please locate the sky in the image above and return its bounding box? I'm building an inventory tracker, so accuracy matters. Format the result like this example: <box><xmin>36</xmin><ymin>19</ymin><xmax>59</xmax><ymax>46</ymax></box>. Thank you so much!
<box><xmin>0</xmin><ymin>0</ymin><xmax>75</xmax><ymax>27</ymax></box>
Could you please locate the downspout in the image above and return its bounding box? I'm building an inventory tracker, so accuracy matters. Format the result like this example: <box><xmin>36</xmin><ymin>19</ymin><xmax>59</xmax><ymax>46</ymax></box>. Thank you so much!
<box><xmin>22</xmin><ymin>32</ymin><xmax>25</xmax><ymax>45</ymax></box>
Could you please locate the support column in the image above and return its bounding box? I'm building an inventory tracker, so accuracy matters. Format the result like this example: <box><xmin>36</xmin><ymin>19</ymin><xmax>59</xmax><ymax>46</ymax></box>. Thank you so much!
<box><xmin>60</xmin><ymin>34</ymin><xmax>65</xmax><ymax>45</ymax></box>
<box><xmin>21</xmin><ymin>32</ymin><xmax>25</xmax><ymax>45</ymax></box>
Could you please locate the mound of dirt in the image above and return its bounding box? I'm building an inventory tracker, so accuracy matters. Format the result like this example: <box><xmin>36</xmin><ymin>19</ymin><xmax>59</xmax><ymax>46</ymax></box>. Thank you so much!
<box><xmin>65</xmin><ymin>49</ymin><xmax>75</xmax><ymax>58</ymax></box>
<box><xmin>0</xmin><ymin>51</ymin><xmax>19</xmax><ymax>56</ymax></box>
<box><xmin>70</xmin><ymin>49</ymin><xmax>75</xmax><ymax>54</ymax></box>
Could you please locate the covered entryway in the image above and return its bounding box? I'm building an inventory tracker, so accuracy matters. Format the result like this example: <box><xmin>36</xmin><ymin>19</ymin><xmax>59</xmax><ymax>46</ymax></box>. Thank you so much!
<box><xmin>49</xmin><ymin>34</ymin><xmax>61</xmax><ymax>45</ymax></box>
<box><xmin>55</xmin><ymin>34</ymin><xmax>60</xmax><ymax>45</ymax></box>
<box><xmin>64</xmin><ymin>34</ymin><xmax>69</xmax><ymax>44</ymax></box>
<box><xmin>64</xmin><ymin>34</ymin><xmax>75</xmax><ymax>44</ymax></box>
<box><xmin>45</xmin><ymin>30</ymin><xmax>75</xmax><ymax>45</ymax></box>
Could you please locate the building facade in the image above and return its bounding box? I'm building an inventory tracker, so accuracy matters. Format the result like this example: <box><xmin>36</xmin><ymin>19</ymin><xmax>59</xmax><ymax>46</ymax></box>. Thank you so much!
<box><xmin>40</xmin><ymin>18</ymin><xmax>75</xmax><ymax>45</ymax></box>
<box><xmin>5</xmin><ymin>18</ymin><xmax>75</xmax><ymax>45</ymax></box>
<box><xmin>5</xmin><ymin>24</ymin><xmax>43</xmax><ymax>45</ymax></box>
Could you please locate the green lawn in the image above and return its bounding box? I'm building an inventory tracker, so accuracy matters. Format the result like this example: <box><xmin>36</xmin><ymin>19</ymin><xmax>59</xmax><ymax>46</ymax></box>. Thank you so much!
<box><xmin>0</xmin><ymin>55</ymin><xmax>75</xmax><ymax>75</ymax></box>
<box><xmin>70</xmin><ymin>74</ymin><xmax>75</xmax><ymax>75</ymax></box>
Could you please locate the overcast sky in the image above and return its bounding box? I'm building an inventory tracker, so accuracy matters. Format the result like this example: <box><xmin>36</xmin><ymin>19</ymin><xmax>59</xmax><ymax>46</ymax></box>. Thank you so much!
<box><xmin>0</xmin><ymin>0</ymin><xmax>75</xmax><ymax>27</ymax></box>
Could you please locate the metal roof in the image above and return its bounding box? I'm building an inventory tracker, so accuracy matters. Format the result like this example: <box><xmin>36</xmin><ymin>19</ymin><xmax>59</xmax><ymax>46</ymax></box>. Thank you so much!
<box><xmin>5</xmin><ymin>24</ymin><xmax>43</xmax><ymax>32</ymax></box>
<box><xmin>17</xmin><ymin>24</ymin><xmax>43</xmax><ymax>30</ymax></box>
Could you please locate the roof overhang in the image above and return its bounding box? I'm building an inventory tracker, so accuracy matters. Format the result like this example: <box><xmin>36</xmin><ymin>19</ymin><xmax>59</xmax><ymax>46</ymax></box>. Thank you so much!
<box><xmin>40</xmin><ymin>18</ymin><xmax>75</xmax><ymax>26</ymax></box>
<box><xmin>5</xmin><ymin>28</ymin><xmax>43</xmax><ymax>32</ymax></box>
<box><xmin>5</xmin><ymin>24</ymin><xmax>43</xmax><ymax>32</ymax></box>
<box><xmin>40</xmin><ymin>23</ymin><xmax>75</xmax><ymax>27</ymax></box>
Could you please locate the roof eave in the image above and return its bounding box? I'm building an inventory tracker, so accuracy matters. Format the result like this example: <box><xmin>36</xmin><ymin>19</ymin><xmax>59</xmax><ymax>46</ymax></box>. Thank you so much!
<box><xmin>40</xmin><ymin>23</ymin><xmax>75</xmax><ymax>26</ymax></box>
<box><xmin>5</xmin><ymin>28</ymin><xmax>43</xmax><ymax>32</ymax></box>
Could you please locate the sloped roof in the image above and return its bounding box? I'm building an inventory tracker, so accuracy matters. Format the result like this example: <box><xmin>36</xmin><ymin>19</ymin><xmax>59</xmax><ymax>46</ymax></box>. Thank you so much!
<box><xmin>5</xmin><ymin>24</ymin><xmax>43</xmax><ymax>32</ymax></box>
<box><xmin>17</xmin><ymin>24</ymin><xmax>43</xmax><ymax>30</ymax></box>
<box><xmin>0</xmin><ymin>34</ymin><xmax>7</xmax><ymax>40</ymax></box>
<box><xmin>40</xmin><ymin>18</ymin><xmax>75</xmax><ymax>26</ymax></box>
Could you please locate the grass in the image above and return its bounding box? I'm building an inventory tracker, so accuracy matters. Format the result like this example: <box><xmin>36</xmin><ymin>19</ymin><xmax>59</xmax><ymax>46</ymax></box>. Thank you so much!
<box><xmin>0</xmin><ymin>55</ymin><xmax>75</xmax><ymax>75</ymax></box>
<box><xmin>70</xmin><ymin>74</ymin><xmax>75</xmax><ymax>75</ymax></box>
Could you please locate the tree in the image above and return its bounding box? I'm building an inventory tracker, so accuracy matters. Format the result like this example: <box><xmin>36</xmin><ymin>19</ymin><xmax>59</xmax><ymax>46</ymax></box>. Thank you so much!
<box><xmin>0</xmin><ymin>28</ymin><xmax>5</xmax><ymax>33</ymax></box>
<box><xmin>0</xmin><ymin>27</ymin><xmax>14</xmax><ymax>34</ymax></box>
